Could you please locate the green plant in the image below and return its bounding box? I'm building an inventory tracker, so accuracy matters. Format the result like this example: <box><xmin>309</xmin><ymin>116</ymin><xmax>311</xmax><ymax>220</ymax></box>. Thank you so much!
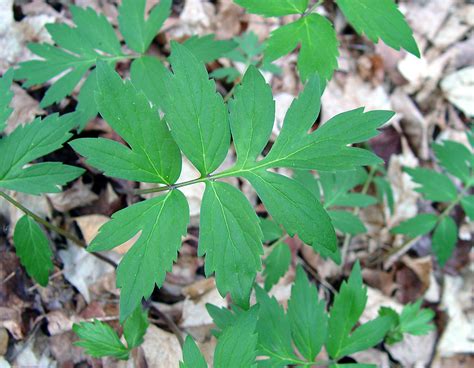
<box><xmin>2</xmin><ymin>0</ymin><xmax>445</xmax><ymax>365</ymax></box>
<box><xmin>72</xmin><ymin>263</ymin><xmax>435</xmax><ymax>365</ymax></box>
<box><xmin>235</xmin><ymin>0</ymin><xmax>419</xmax><ymax>80</ymax></box>
<box><xmin>391</xmin><ymin>132</ymin><xmax>474</xmax><ymax>266</ymax></box>
<box><xmin>0</xmin><ymin>70</ymin><xmax>84</xmax><ymax>286</ymax></box>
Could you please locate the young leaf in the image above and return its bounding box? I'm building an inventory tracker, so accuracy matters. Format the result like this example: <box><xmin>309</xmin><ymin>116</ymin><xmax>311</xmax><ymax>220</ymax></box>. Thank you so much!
<box><xmin>118</xmin><ymin>0</ymin><xmax>171</xmax><ymax>53</ymax></box>
<box><xmin>180</xmin><ymin>336</ymin><xmax>207</xmax><ymax>368</ymax></box>
<box><xmin>328</xmin><ymin>210</ymin><xmax>367</xmax><ymax>235</ymax></box>
<box><xmin>326</xmin><ymin>262</ymin><xmax>367</xmax><ymax>359</ymax></box>
<box><xmin>140</xmin><ymin>42</ymin><xmax>230</xmax><ymax>176</ymax></box>
<box><xmin>213</xmin><ymin>306</ymin><xmax>259</xmax><ymax>368</ymax></box>
<box><xmin>265</xmin><ymin>14</ymin><xmax>339</xmax><ymax>80</ymax></box>
<box><xmin>404</xmin><ymin>167</ymin><xmax>458</xmax><ymax>202</ymax></box>
<box><xmin>123</xmin><ymin>306</ymin><xmax>149</xmax><ymax>350</ymax></box>
<box><xmin>0</xmin><ymin>114</ymin><xmax>84</xmax><ymax>195</ymax></box>
<box><xmin>432</xmin><ymin>216</ymin><xmax>457</xmax><ymax>266</ymax></box>
<box><xmin>183</xmin><ymin>34</ymin><xmax>237</xmax><ymax>63</ymax></box>
<box><xmin>399</xmin><ymin>300</ymin><xmax>435</xmax><ymax>336</ymax></box>
<box><xmin>255</xmin><ymin>286</ymin><xmax>298</xmax><ymax>365</ymax></box>
<box><xmin>89</xmin><ymin>191</ymin><xmax>189</xmax><ymax>321</ymax></box>
<box><xmin>391</xmin><ymin>214</ymin><xmax>438</xmax><ymax>238</ymax></box>
<box><xmin>235</xmin><ymin>0</ymin><xmax>309</xmax><ymax>17</ymax></box>
<box><xmin>259</xmin><ymin>218</ymin><xmax>283</xmax><ymax>243</ymax></box>
<box><xmin>335</xmin><ymin>0</ymin><xmax>420</xmax><ymax>57</ymax></box>
<box><xmin>70</xmin><ymin>62</ymin><xmax>181</xmax><ymax>185</ymax></box>
<box><xmin>433</xmin><ymin>140</ymin><xmax>473</xmax><ymax>184</ymax></box>
<box><xmin>15</xmin><ymin>5</ymin><xmax>123</xmax><ymax>113</ymax></box>
<box><xmin>287</xmin><ymin>267</ymin><xmax>327</xmax><ymax>361</ymax></box>
<box><xmin>263</xmin><ymin>242</ymin><xmax>291</xmax><ymax>291</ymax></box>
<box><xmin>461</xmin><ymin>195</ymin><xmax>474</xmax><ymax>220</ymax></box>
<box><xmin>73</xmin><ymin>320</ymin><xmax>129</xmax><ymax>360</ymax></box>
<box><xmin>13</xmin><ymin>215</ymin><xmax>53</xmax><ymax>286</ymax></box>
<box><xmin>199</xmin><ymin>181</ymin><xmax>263</xmax><ymax>309</ymax></box>
<box><xmin>0</xmin><ymin>69</ymin><xmax>14</xmax><ymax>132</ymax></box>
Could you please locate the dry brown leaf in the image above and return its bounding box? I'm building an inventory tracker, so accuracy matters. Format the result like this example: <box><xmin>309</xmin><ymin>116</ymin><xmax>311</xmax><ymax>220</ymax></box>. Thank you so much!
<box><xmin>48</xmin><ymin>181</ymin><xmax>99</xmax><ymax>213</ymax></box>
<box><xmin>142</xmin><ymin>325</ymin><xmax>182</xmax><ymax>367</ymax></box>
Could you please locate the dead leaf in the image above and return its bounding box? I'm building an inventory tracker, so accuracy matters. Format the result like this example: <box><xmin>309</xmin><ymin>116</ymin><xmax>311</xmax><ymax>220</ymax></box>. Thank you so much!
<box><xmin>48</xmin><ymin>181</ymin><xmax>99</xmax><ymax>213</ymax></box>
<box><xmin>441</xmin><ymin>66</ymin><xmax>474</xmax><ymax>117</ymax></box>
<box><xmin>141</xmin><ymin>325</ymin><xmax>182</xmax><ymax>367</ymax></box>
<box><xmin>387</xmin><ymin>332</ymin><xmax>436</xmax><ymax>367</ymax></box>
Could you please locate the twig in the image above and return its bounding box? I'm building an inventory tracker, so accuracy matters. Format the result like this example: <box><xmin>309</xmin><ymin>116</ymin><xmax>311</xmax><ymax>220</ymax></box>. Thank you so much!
<box><xmin>150</xmin><ymin>303</ymin><xmax>184</xmax><ymax>348</ymax></box>
<box><xmin>0</xmin><ymin>271</ymin><xmax>15</xmax><ymax>285</ymax></box>
<box><xmin>0</xmin><ymin>191</ymin><xmax>117</xmax><ymax>268</ymax></box>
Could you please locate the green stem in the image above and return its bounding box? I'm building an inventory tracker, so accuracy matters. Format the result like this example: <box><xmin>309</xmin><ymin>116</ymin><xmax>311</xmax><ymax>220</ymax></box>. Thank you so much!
<box><xmin>0</xmin><ymin>191</ymin><xmax>117</xmax><ymax>267</ymax></box>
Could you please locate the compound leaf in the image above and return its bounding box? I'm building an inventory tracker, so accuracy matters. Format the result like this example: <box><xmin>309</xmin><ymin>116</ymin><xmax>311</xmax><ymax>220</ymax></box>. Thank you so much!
<box><xmin>405</xmin><ymin>167</ymin><xmax>458</xmax><ymax>202</ymax></box>
<box><xmin>0</xmin><ymin>114</ymin><xmax>84</xmax><ymax>195</ymax></box>
<box><xmin>73</xmin><ymin>320</ymin><xmax>129</xmax><ymax>360</ymax></box>
<box><xmin>0</xmin><ymin>69</ymin><xmax>14</xmax><ymax>132</ymax></box>
<box><xmin>287</xmin><ymin>267</ymin><xmax>327</xmax><ymax>361</ymax></box>
<box><xmin>259</xmin><ymin>218</ymin><xmax>283</xmax><ymax>243</ymax></box>
<box><xmin>180</xmin><ymin>336</ymin><xmax>207</xmax><ymax>368</ymax></box>
<box><xmin>263</xmin><ymin>242</ymin><xmax>291</xmax><ymax>291</ymax></box>
<box><xmin>71</xmin><ymin>62</ymin><xmax>181</xmax><ymax>185</ymax></box>
<box><xmin>432</xmin><ymin>216</ymin><xmax>457</xmax><ymax>266</ymax></box>
<box><xmin>149</xmin><ymin>42</ymin><xmax>230</xmax><ymax>176</ymax></box>
<box><xmin>265</xmin><ymin>14</ymin><xmax>339</xmax><ymax>80</ymax></box>
<box><xmin>399</xmin><ymin>300</ymin><xmax>435</xmax><ymax>336</ymax></box>
<box><xmin>235</xmin><ymin>0</ymin><xmax>309</xmax><ymax>17</ymax></box>
<box><xmin>16</xmin><ymin>5</ymin><xmax>123</xmax><ymax>114</ymax></box>
<box><xmin>123</xmin><ymin>306</ymin><xmax>149</xmax><ymax>350</ymax></box>
<box><xmin>199</xmin><ymin>181</ymin><xmax>263</xmax><ymax>309</ymax></box>
<box><xmin>89</xmin><ymin>190</ymin><xmax>189</xmax><ymax>321</ymax></box>
<box><xmin>119</xmin><ymin>0</ymin><xmax>171</xmax><ymax>53</ymax></box>
<box><xmin>335</xmin><ymin>0</ymin><xmax>419</xmax><ymax>57</ymax></box>
<box><xmin>391</xmin><ymin>213</ymin><xmax>438</xmax><ymax>238</ymax></box>
<box><xmin>183</xmin><ymin>34</ymin><xmax>237</xmax><ymax>63</ymax></box>
<box><xmin>13</xmin><ymin>215</ymin><xmax>53</xmax><ymax>286</ymax></box>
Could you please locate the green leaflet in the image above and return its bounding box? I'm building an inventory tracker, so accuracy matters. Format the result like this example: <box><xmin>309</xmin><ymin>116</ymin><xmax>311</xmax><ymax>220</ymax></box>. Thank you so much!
<box><xmin>199</xmin><ymin>181</ymin><xmax>263</xmax><ymax>309</ymax></box>
<box><xmin>265</xmin><ymin>14</ymin><xmax>339</xmax><ymax>80</ymax></box>
<box><xmin>405</xmin><ymin>167</ymin><xmax>458</xmax><ymax>202</ymax></box>
<box><xmin>432</xmin><ymin>216</ymin><xmax>457</xmax><ymax>266</ymax></box>
<box><xmin>13</xmin><ymin>215</ymin><xmax>53</xmax><ymax>286</ymax></box>
<box><xmin>335</xmin><ymin>0</ymin><xmax>420</xmax><ymax>57</ymax></box>
<box><xmin>123</xmin><ymin>306</ymin><xmax>149</xmax><ymax>350</ymax></box>
<box><xmin>15</xmin><ymin>5</ymin><xmax>123</xmax><ymax>114</ymax></box>
<box><xmin>89</xmin><ymin>190</ymin><xmax>189</xmax><ymax>321</ymax></box>
<box><xmin>391</xmin><ymin>214</ymin><xmax>438</xmax><ymax>238</ymax></box>
<box><xmin>135</xmin><ymin>43</ymin><xmax>230</xmax><ymax>176</ymax></box>
<box><xmin>74</xmin><ymin>305</ymin><xmax>149</xmax><ymax>360</ymax></box>
<box><xmin>327</xmin><ymin>262</ymin><xmax>391</xmax><ymax>359</ymax></box>
<box><xmin>263</xmin><ymin>242</ymin><xmax>291</xmax><ymax>291</ymax></box>
<box><xmin>328</xmin><ymin>210</ymin><xmax>367</xmax><ymax>235</ymax></box>
<box><xmin>374</xmin><ymin>176</ymin><xmax>395</xmax><ymax>214</ymax></box>
<box><xmin>462</xmin><ymin>195</ymin><xmax>474</xmax><ymax>220</ymax></box>
<box><xmin>228</xmin><ymin>66</ymin><xmax>275</xmax><ymax>169</ymax></box>
<box><xmin>434</xmin><ymin>140</ymin><xmax>473</xmax><ymax>184</ymax></box>
<box><xmin>213</xmin><ymin>306</ymin><xmax>259</xmax><ymax>368</ymax></box>
<box><xmin>73</xmin><ymin>320</ymin><xmax>129</xmax><ymax>360</ymax></box>
<box><xmin>118</xmin><ymin>0</ymin><xmax>171</xmax><ymax>53</ymax></box>
<box><xmin>180</xmin><ymin>336</ymin><xmax>208</xmax><ymax>368</ymax></box>
<box><xmin>0</xmin><ymin>69</ymin><xmax>14</xmax><ymax>132</ymax></box>
<box><xmin>71</xmin><ymin>62</ymin><xmax>181</xmax><ymax>185</ymax></box>
<box><xmin>235</xmin><ymin>0</ymin><xmax>309</xmax><ymax>17</ymax></box>
<box><xmin>0</xmin><ymin>114</ymin><xmax>84</xmax><ymax>195</ymax></box>
<box><xmin>244</xmin><ymin>169</ymin><xmax>337</xmax><ymax>258</ymax></box>
<box><xmin>287</xmin><ymin>267</ymin><xmax>327</xmax><ymax>361</ymax></box>
<box><xmin>293</xmin><ymin>169</ymin><xmax>320</xmax><ymax>200</ymax></box>
<box><xmin>183</xmin><ymin>34</ymin><xmax>238</xmax><ymax>63</ymax></box>
<box><xmin>259</xmin><ymin>218</ymin><xmax>283</xmax><ymax>243</ymax></box>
